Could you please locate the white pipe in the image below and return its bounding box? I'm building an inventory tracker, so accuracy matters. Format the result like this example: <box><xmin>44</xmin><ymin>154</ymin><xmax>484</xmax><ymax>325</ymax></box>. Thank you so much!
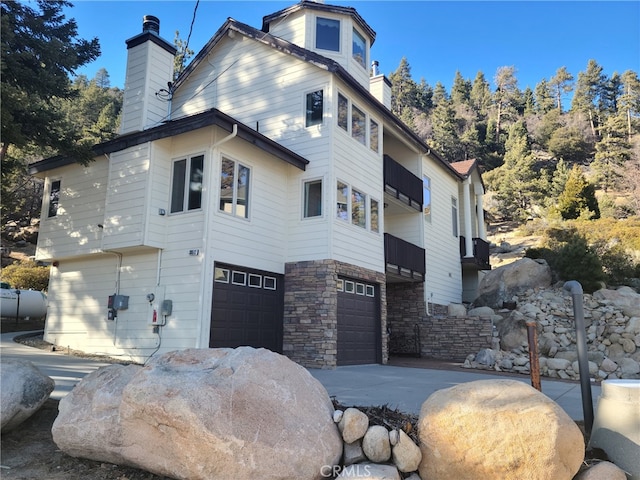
<box><xmin>212</xmin><ymin>124</ymin><xmax>238</xmax><ymax>148</ymax></box>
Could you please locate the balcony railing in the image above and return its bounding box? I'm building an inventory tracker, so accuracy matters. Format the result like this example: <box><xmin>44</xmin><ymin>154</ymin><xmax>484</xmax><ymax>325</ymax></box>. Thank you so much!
<box><xmin>383</xmin><ymin>155</ymin><xmax>422</xmax><ymax>212</ymax></box>
<box><xmin>385</xmin><ymin>233</ymin><xmax>425</xmax><ymax>281</ymax></box>
<box><xmin>459</xmin><ymin>236</ymin><xmax>491</xmax><ymax>270</ymax></box>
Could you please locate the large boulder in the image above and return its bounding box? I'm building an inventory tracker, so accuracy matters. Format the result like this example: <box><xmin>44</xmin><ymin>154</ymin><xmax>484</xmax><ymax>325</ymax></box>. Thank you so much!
<box><xmin>593</xmin><ymin>286</ymin><xmax>640</xmax><ymax>317</ymax></box>
<box><xmin>493</xmin><ymin>310</ymin><xmax>528</xmax><ymax>351</ymax></box>
<box><xmin>1</xmin><ymin>359</ymin><xmax>55</xmax><ymax>432</ymax></box>
<box><xmin>473</xmin><ymin>258</ymin><xmax>552</xmax><ymax>308</ymax></box>
<box><xmin>418</xmin><ymin>379</ymin><xmax>584</xmax><ymax>480</ymax></box>
<box><xmin>53</xmin><ymin>347</ymin><xmax>342</xmax><ymax>480</ymax></box>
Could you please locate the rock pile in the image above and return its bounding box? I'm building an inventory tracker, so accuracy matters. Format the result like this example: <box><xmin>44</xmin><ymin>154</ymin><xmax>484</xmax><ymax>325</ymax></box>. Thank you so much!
<box><xmin>465</xmin><ymin>286</ymin><xmax>640</xmax><ymax>381</ymax></box>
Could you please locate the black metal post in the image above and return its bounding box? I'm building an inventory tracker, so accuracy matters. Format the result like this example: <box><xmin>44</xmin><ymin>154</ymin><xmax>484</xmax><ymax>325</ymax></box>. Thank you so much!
<box><xmin>563</xmin><ymin>280</ymin><xmax>594</xmax><ymax>435</ymax></box>
<box><xmin>14</xmin><ymin>289</ymin><xmax>21</xmax><ymax>326</ymax></box>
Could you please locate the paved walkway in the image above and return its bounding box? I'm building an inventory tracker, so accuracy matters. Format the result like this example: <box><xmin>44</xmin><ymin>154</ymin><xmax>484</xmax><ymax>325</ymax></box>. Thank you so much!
<box><xmin>1</xmin><ymin>331</ymin><xmax>601</xmax><ymax>420</ymax></box>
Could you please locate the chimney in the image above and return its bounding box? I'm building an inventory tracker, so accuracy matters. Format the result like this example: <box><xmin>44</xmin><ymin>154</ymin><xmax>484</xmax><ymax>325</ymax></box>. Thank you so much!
<box><xmin>369</xmin><ymin>60</ymin><xmax>392</xmax><ymax>109</ymax></box>
<box><xmin>120</xmin><ymin>15</ymin><xmax>177</xmax><ymax>134</ymax></box>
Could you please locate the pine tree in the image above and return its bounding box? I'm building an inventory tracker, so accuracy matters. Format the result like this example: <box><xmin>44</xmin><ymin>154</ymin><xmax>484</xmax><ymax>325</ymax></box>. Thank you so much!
<box><xmin>571</xmin><ymin>60</ymin><xmax>607</xmax><ymax>139</ymax></box>
<box><xmin>549</xmin><ymin>66</ymin><xmax>574</xmax><ymax>111</ymax></box>
<box><xmin>470</xmin><ymin>71</ymin><xmax>492</xmax><ymax>116</ymax></box>
<box><xmin>556</xmin><ymin>165</ymin><xmax>600</xmax><ymax>219</ymax></box>
<box><xmin>429</xmin><ymin>96</ymin><xmax>463</xmax><ymax>161</ymax></box>
<box><xmin>492</xmin><ymin>66</ymin><xmax>519</xmax><ymax>142</ymax></box>
<box><xmin>451</xmin><ymin>71</ymin><xmax>471</xmax><ymax>106</ymax></box>
<box><xmin>619</xmin><ymin>70</ymin><xmax>640</xmax><ymax>139</ymax></box>
<box><xmin>534</xmin><ymin>79</ymin><xmax>555</xmax><ymax>113</ymax></box>
<box><xmin>592</xmin><ymin>114</ymin><xmax>632</xmax><ymax>191</ymax></box>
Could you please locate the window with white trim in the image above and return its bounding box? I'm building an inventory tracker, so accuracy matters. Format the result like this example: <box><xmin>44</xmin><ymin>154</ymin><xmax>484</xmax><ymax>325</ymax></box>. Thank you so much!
<box><xmin>423</xmin><ymin>176</ymin><xmax>432</xmax><ymax>221</ymax></box>
<box><xmin>316</xmin><ymin>17</ymin><xmax>340</xmax><ymax>51</ymax></box>
<box><xmin>170</xmin><ymin>155</ymin><xmax>203</xmax><ymax>213</ymax></box>
<box><xmin>303</xmin><ymin>179</ymin><xmax>322</xmax><ymax>218</ymax></box>
<box><xmin>451</xmin><ymin>197</ymin><xmax>458</xmax><ymax>237</ymax></box>
<box><xmin>305</xmin><ymin>90</ymin><xmax>323</xmax><ymax>127</ymax></box>
<box><xmin>351</xmin><ymin>104</ymin><xmax>366</xmax><ymax>145</ymax></box>
<box><xmin>219</xmin><ymin>157</ymin><xmax>250</xmax><ymax>218</ymax></box>
<box><xmin>338</xmin><ymin>93</ymin><xmax>348</xmax><ymax>131</ymax></box>
<box><xmin>370</xmin><ymin>119</ymin><xmax>379</xmax><ymax>153</ymax></box>
<box><xmin>47</xmin><ymin>179</ymin><xmax>61</xmax><ymax>217</ymax></box>
<box><xmin>352</xmin><ymin>28</ymin><xmax>366</xmax><ymax>68</ymax></box>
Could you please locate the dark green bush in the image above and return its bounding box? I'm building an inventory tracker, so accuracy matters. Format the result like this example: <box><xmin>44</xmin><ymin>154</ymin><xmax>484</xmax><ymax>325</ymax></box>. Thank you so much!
<box><xmin>0</xmin><ymin>260</ymin><xmax>50</xmax><ymax>291</ymax></box>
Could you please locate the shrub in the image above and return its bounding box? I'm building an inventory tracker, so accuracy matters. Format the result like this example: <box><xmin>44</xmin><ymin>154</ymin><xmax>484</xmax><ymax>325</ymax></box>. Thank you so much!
<box><xmin>554</xmin><ymin>235</ymin><xmax>605</xmax><ymax>293</ymax></box>
<box><xmin>0</xmin><ymin>260</ymin><xmax>50</xmax><ymax>291</ymax></box>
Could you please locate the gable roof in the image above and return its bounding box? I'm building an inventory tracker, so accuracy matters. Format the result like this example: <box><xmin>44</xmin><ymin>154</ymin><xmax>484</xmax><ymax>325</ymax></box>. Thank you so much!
<box><xmin>29</xmin><ymin>108</ymin><xmax>309</xmax><ymax>174</ymax></box>
<box><xmin>261</xmin><ymin>1</ymin><xmax>377</xmax><ymax>45</ymax></box>
<box><xmin>450</xmin><ymin>159</ymin><xmax>485</xmax><ymax>190</ymax></box>
<box><xmin>173</xmin><ymin>17</ymin><xmax>463</xmax><ymax>182</ymax></box>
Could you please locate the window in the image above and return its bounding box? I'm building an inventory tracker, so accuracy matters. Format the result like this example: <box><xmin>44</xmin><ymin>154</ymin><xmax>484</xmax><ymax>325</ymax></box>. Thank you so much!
<box><xmin>337</xmin><ymin>93</ymin><xmax>348</xmax><ymax>131</ymax></box>
<box><xmin>352</xmin><ymin>28</ymin><xmax>366</xmax><ymax>68</ymax></box>
<box><xmin>305</xmin><ymin>90</ymin><xmax>323</xmax><ymax>127</ymax></box>
<box><xmin>170</xmin><ymin>155</ymin><xmax>203</xmax><ymax>213</ymax></box>
<box><xmin>316</xmin><ymin>17</ymin><xmax>340</xmax><ymax>51</ymax></box>
<box><xmin>232</xmin><ymin>271</ymin><xmax>246</xmax><ymax>286</ymax></box>
<box><xmin>337</xmin><ymin>181</ymin><xmax>349</xmax><ymax>220</ymax></box>
<box><xmin>219</xmin><ymin>158</ymin><xmax>250</xmax><ymax>218</ymax></box>
<box><xmin>214</xmin><ymin>268</ymin><xmax>230</xmax><ymax>283</ymax></box>
<box><xmin>370</xmin><ymin>199</ymin><xmax>379</xmax><ymax>233</ymax></box>
<box><xmin>351</xmin><ymin>104</ymin><xmax>366</xmax><ymax>145</ymax></box>
<box><xmin>304</xmin><ymin>179</ymin><xmax>322</xmax><ymax>218</ymax></box>
<box><xmin>370</xmin><ymin>119</ymin><xmax>379</xmax><ymax>153</ymax></box>
<box><xmin>47</xmin><ymin>180</ymin><xmax>61</xmax><ymax>217</ymax></box>
<box><xmin>351</xmin><ymin>188</ymin><xmax>366</xmax><ymax>227</ymax></box>
<box><xmin>451</xmin><ymin>197</ymin><xmax>458</xmax><ymax>237</ymax></box>
<box><xmin>423</xmin><ymin>176</ymin><xmax>432</xmax><ymax>221</ymax></box>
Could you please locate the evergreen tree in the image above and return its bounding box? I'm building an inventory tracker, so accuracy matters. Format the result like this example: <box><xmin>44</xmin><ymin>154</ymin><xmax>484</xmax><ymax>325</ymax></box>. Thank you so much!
<box><xmin>173</xmin><ymin>30</ymin><xmax>194</xmax><ymax>80</ymax></box>
<box><xmin>550</xmin><ymin>158</ymin><xmax>570</xmax><ymax>197</ymax></box>
<box><xmin>547</xmin><ymin>125</ymin><xmax>590</xmax><ymax>164</ymax></box>
<box><xmin>451</xmin><ymin>71</ymin><xmax>471</xmax><ymax>106</ymax></box>
<box><xmin>534</xmin><ymin>79</ymin><xmax>555</xmax><ymax>113</ymax></box>
<box><xmin>522</xmin><ymin>86</ymin><xmax>535</xmax><ymax>114</ymax></box>
<box><xmin>432</xmin><ymin>81</ymin><xmax>449</xmax><ymax>107</ymax></box>
<box><xmin>390</xmin><ymin>57</ymin><xmax>420</xmax><ymax>127</ymax></box>
<box><xmin>556</xmin><ymin>165</ymin><xmax>600</xmax><ymax>219</ymax></box>
<box><xmin>592</xmin><ymin>114</ymin><xmax>632</xmax><ymax>191</ymax></box>
<box><xmin>484</xmin><ymin>120</ymin><xmax>546</xmax><ymax>220</ymax></box>
<box><xmin>571</xmin><ymin>60</ymin><xmax>607</xmax><ymax>139</ymax></box>
<box><xmin>492</xmin><ymin>66</ymin><xmax>519</xmax><ymax>142</ymax></box>
<box><xmin>549</xmin><ymin>66</ymin><xmax>574</xmax><ymax>111</ymax></box>
<box><xmin>470</xmin><ymin>71</ymin><xmax>492</xmax><ymax>115</ymax></box>
<box><xmin>619</xmin><ymin>70</ymin><xmax>640</xmax><ymax>139</ymax></box>
<box><xmin>429</xmin><ymin>96</ymin><xmax>463</xmax><ymax>161</ymax></box>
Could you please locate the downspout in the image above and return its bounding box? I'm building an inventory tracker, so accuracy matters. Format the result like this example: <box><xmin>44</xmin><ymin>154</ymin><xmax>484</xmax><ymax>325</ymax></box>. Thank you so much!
<box><xmin>213</xmin><ymin>124</ymin><xmax>238</xmax><ymax>148</ymax></box>
<box><xmin>462</xmin><ymin>178</ymin><xmax>473</xmax><ymax>258</ymax></box>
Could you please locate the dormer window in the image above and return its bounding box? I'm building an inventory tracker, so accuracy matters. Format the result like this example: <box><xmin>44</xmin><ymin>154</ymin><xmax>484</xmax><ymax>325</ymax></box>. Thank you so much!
<box><xmin>352</xmin><ymin>28</ymin><xmax>366</xmax><ymax>68</ymax></box>
<box><xmin>316</xmin><ymin>17</ymin><xmax>340</xmax><ymax>51</ymax></box>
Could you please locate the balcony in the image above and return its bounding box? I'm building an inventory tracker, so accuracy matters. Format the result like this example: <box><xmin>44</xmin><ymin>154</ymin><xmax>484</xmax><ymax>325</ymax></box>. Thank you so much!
<box><xmin>459</xmin><ymin>236</ymin><xmax>491</xmax><ymax>270</ymax></box>
<box><xmin>383</xmin><ymin>155</ymin><xmax>422</xmax><ymax>212</ymax></box>
<box><xmin>385</xmin><ymin>233</ymin><xmax>425</xmax><ymax>282</ymax></box>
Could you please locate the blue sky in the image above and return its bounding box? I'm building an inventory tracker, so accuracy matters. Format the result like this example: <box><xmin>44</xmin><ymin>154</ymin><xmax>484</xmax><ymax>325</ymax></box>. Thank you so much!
<box><xmin>66</xmin><ymin>0</ymin><xmax>639</xmax><ymax>103</ymax></box>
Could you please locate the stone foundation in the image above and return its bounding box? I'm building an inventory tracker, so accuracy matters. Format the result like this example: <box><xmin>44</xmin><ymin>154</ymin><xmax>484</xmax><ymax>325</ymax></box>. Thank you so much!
<box><xmin>283</xmin><ymin>260</ymin><xmax>387</xmax><ymax>369</ymax></box>
<box><xmin>387</xmin><ymin>282</ymin><xmax>425</xmax><ymax>356</ymax></box>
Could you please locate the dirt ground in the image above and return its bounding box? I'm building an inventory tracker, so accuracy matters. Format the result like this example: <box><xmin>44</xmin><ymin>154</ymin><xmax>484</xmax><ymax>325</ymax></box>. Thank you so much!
<box><xmin>1</xmin><ymin>317</ymin><xmax>594</xmax><ymax>480</ymax></box>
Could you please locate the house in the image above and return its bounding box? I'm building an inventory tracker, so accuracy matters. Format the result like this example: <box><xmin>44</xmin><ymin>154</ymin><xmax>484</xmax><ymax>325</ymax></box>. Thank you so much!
<box><xmin>29</xmin><ymin>1</ymin><xmax>490</xmax><ymax>368</ymax></box>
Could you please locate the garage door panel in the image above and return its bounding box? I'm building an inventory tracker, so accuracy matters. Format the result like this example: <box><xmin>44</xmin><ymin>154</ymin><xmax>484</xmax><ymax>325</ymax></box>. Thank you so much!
<box><xmin>337</xmin><ymin>277</ymin><xmax>379</xmax><ymax>366</ymax></box>
<box><xmin>210</xmin><ymin>264</ymin><xmax>283</xmax><ymax>353</ymax></box>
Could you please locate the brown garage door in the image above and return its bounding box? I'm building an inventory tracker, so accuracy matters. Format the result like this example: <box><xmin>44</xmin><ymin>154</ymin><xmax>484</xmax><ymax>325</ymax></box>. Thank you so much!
<box><xmin>209</xmin><ymin>263</ymin><xmax>283</xmax><ymax>353</ymax></box>
<box><xmin>337</xmin><ymin>277</ymin><xmax>380</xmax><ymax>365</ymax></box>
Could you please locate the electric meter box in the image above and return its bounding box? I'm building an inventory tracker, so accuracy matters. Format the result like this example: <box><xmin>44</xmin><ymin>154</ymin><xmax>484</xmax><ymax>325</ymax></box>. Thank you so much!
<box><xmin>112</xmin><ymin>295</ymin><xmax>129</xmax><ymax>310</ymax></box>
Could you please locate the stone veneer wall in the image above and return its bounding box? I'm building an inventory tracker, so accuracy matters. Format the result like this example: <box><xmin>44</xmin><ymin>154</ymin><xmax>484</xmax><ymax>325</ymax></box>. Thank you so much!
<box><xmin>420</xmin><ymin>315</ymin><xmax>493</xmax><ymax>362</ymax></box>
<box><xmin>283</xmin><ymin>260</ymin><xmax>387</xmax><ymax>369</ymax></box>
<box><xmin>387</xmin><ymin>282</ymin><xmax>425</xmax><ymax>356</ymax></box>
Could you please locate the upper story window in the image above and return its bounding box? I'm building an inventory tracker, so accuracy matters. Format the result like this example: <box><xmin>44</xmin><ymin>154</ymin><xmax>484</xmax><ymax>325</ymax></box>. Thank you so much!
<box><xmin>316</xmin><ymin>17</ymin><xmax>340</xmax><ymax>52</ymax></box>
<box><xmin>338</xmin><ymin>93</ymin><xmax>348</xmax><ymax>131</ymax></box>
<box><xmin>352</xmin><ymin>28</ymin><xmax>366</xmax><ymax>68</ymax></box>
<box><xmin>220</xmin><ymin>157</ymin><xmax>250</xmax><ymax>219</ymax></box>
<box><xmin>170</xmin><ymin>155</ymin><xmax>203</xmax><ymax>214</ymax></box>
<box><xmin>370</xmin><ymin>119</ymin><xmax>379</xmax><ymax>153</ymax></box>
<box><xmin>47</xmin><ymin>179</ymin><xmax>61</xmax><ymax>217</ymax></box>
<box><xmin>305</xmin><ymin>90</ymin><xmax>323</xmax><ymax>127</ymax></box>
<box><xmin>423</xmin><ymin>176</ymin><xmax>432</xmax><ymax>221</ymax></box>
<box><xmin>451</xmin><ymin>197</ymin><xmax>458</xmax><ymax>237</ymax></box>
<box><xmin>351</xmin><ymin>104</ymin><xmax>366</xmax><ymax>145</ymax></box>
<box><xmin>303</xmin><ymin>179</ymin><xmax>322</xmax><ymax>218</ymax></box>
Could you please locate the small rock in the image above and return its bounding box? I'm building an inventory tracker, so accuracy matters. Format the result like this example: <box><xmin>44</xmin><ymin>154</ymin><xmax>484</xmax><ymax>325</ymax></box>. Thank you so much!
<box><xmin>362</xmin><ymin>425</ymin><xmax>391</xmax><ymax>463</ymax></box>
<box><xmin>333</xmin><ymin>409</ymin><xmax>344</xmax><ymax>423</ymax></box>
<box><xmin>337</xmin><ymin>462</ymin><xmax>400</xmax><ymax>479</ymax></box>
<box><xmin>573</xmin><ymin>461</ymin><xmax>627</xmax><ymax>480</ymax></box>
<box><xmin>391</xmin><ymin>429</ymin><xmax>422</xmax><ymax>473</ymax></box>
<box><xmin>343</xmin><ymin>439</ymin><xmax>366</xmax><ymax>466</ymax></box>
<box><xmin>339</xmin><ymin>407</ymin><xmax>369</xmax><ymax>443</ymax></box>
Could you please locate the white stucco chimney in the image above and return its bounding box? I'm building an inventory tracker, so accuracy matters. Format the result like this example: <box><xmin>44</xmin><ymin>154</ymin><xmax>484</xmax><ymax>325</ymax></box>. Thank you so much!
<box><xmin>120</xmin><ymin>15</ymin><xmax>177</xmax><ymax>134</ymax></box>
<box><xmin>369</xmin><ymin>60</ymin><xmax>391</xmax><ymax>109</ymax></box>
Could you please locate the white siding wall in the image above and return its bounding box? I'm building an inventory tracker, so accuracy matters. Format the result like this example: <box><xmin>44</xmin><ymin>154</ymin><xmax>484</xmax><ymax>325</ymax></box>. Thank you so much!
<box><xmin>35</xmin><ymin>159</ymin><xmax>109</xmax><ymax>261</ymax></box>
<box><xmin>422</xmin><ymin>157</ymin><xmax>462</xmax><ymax>305</ymax></box>
<box><xmin>102</xmin><ymin>144</ymin><xmax>152</xmax><ymax>250</ymax></box>
<box><xmin>120</xmin><ymin>40</ymin><xmax>174</xmax><ymax>134</ymax></box>
<box><xmin>265</xmin><ymin>10</ymin><xmax>307</xmax><ymax>46</ymax></box>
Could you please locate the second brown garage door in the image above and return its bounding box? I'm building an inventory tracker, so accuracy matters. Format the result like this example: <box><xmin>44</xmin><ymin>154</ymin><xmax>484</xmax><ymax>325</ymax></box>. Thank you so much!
<box><xmin>337</xmin><ymin>277</ymin><xmax>380</xmax><ymax>365</ymax></box>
